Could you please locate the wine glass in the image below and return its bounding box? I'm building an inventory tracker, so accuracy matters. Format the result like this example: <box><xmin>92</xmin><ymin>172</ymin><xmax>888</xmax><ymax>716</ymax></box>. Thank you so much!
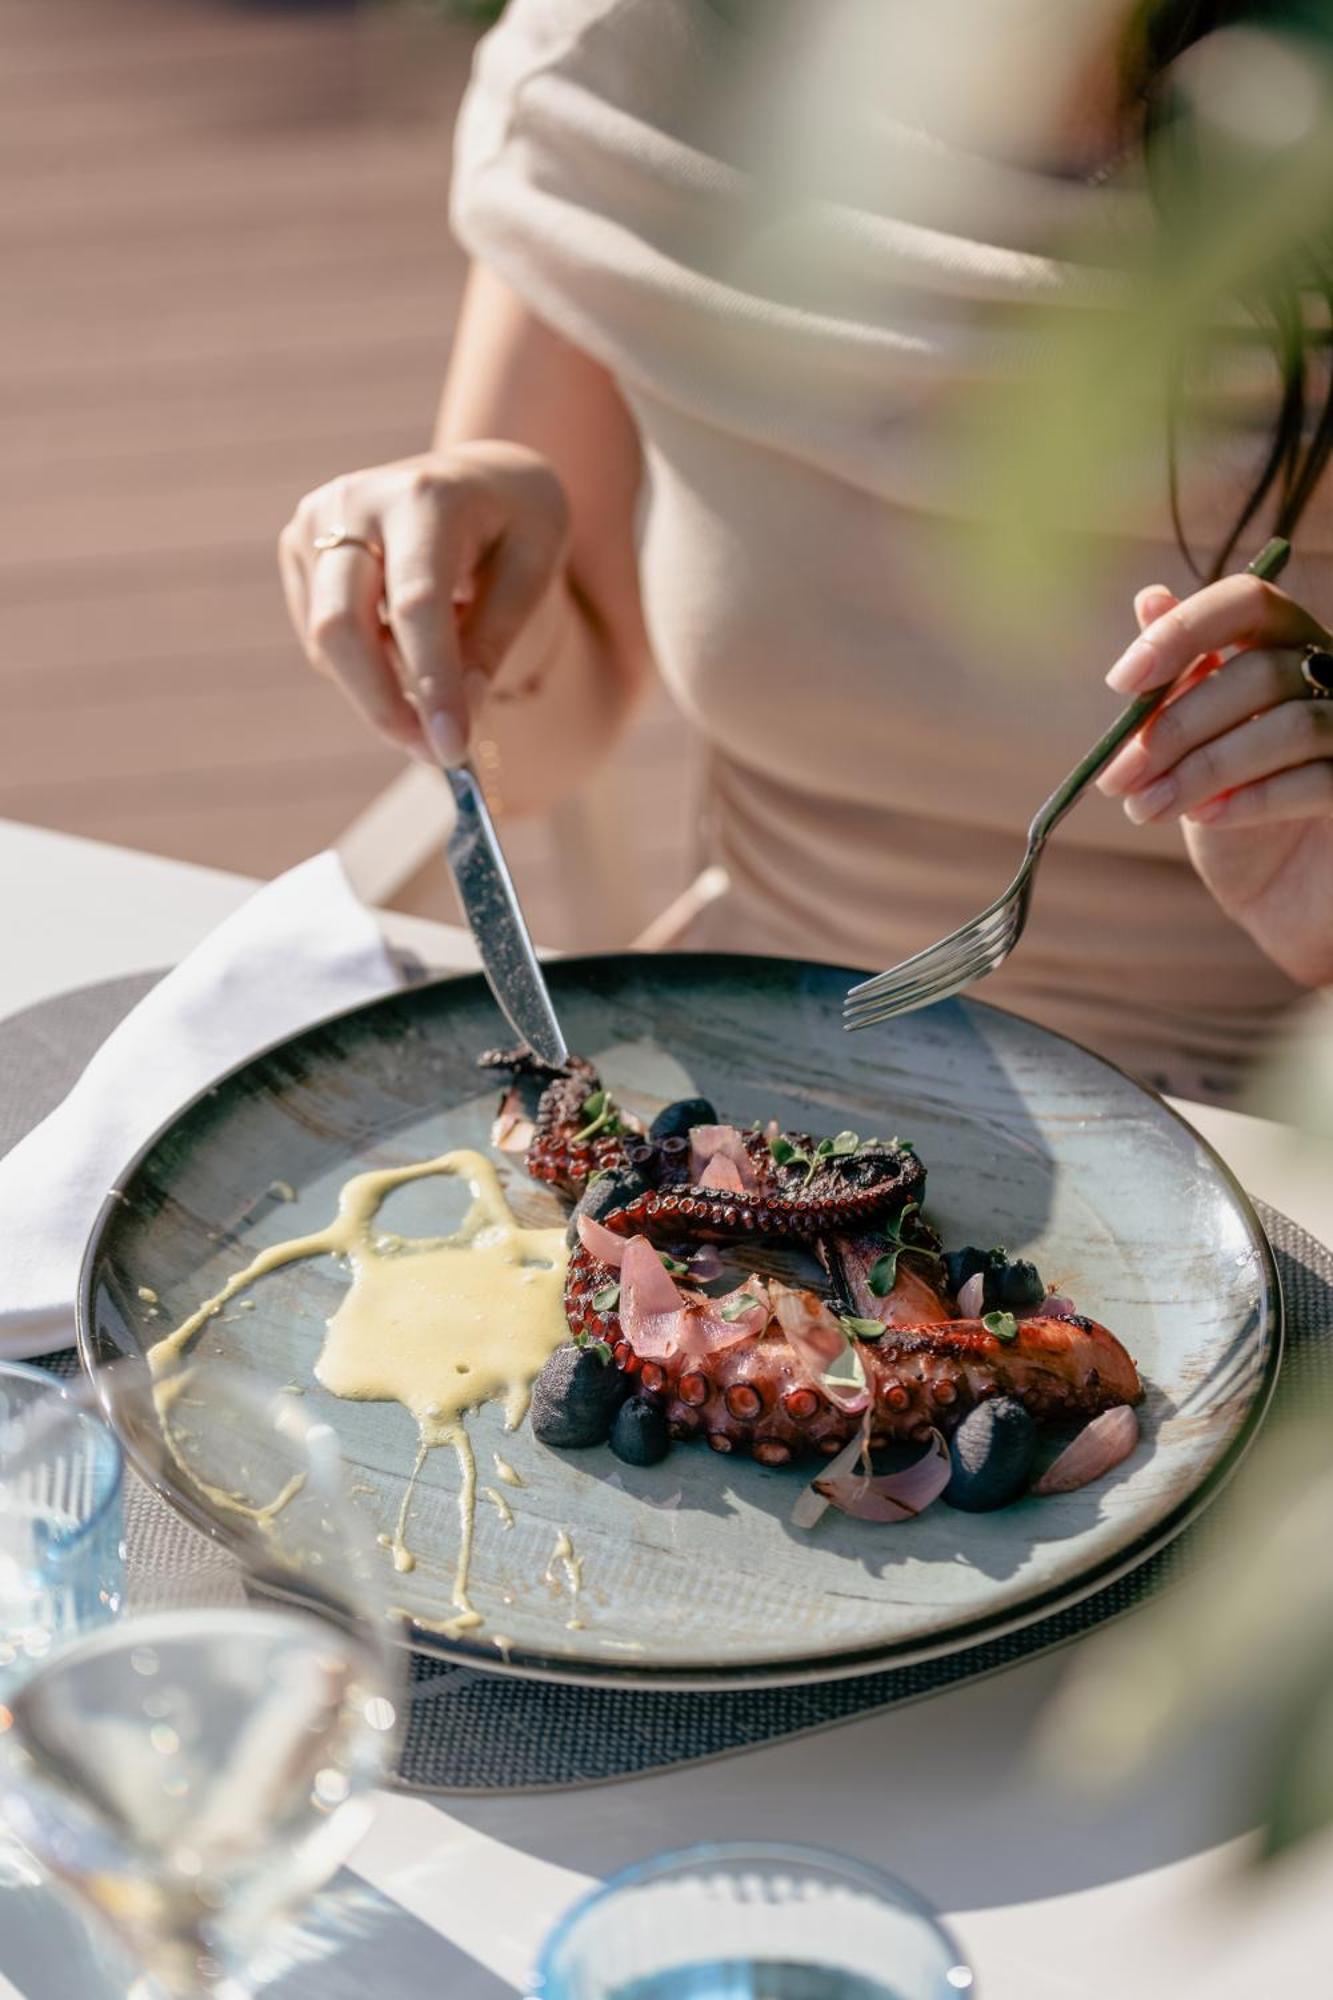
<box><xmin>533</xmin><ymin>1841</ymin><xmax>976</xmax><ymax>2000</ymax></box>
<box><xmin>0</xmin><ymin>1359</ymin><xmax>124</xmax><ymax>1694</ymax></box>
<box><xmin>0</xmin><ymin>1359</ymin><xmax>402</xmax><ymax>2000</ymax></box>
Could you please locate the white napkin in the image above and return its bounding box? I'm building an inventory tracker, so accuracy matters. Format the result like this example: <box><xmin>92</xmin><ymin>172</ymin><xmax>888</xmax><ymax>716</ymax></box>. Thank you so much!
<box><xmin>0</xmin><ymin>852</ymin><xmax>403</xmax><ymax>1359</ymax></box>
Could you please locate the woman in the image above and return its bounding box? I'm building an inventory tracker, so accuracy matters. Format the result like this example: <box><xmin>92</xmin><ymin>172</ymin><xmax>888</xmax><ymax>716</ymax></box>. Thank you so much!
<box><xmin>278</xmin><ymin>0</ymin><xmax>1333</xmax><ymax>1101</ymax></box>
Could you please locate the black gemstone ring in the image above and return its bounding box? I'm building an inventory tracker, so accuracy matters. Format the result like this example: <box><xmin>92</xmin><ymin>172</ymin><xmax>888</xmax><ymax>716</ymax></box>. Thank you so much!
<box><xmin>1300</xmin><ymin>645</ymin><xmax>1333</xmax><ymax>699</ymax></box>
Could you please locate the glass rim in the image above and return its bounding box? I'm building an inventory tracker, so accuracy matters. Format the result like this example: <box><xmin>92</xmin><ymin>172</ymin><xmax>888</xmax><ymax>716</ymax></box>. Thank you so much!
<box><xmin>0</xmin><ymin>1359</ymin><xmax>124</xmax><ymax>1549</ymax></box>
<box><xmin>532</xmin><ymin>1838</ymin><xmax>974</xmax><ymax>1996</ymax></box>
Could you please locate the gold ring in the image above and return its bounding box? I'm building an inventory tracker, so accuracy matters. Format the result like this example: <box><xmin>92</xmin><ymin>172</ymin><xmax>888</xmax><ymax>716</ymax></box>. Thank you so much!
<box><xmin>312</xmin><ymin>527</ymin><xmax>385</xmax><ymax>563</ymax></box>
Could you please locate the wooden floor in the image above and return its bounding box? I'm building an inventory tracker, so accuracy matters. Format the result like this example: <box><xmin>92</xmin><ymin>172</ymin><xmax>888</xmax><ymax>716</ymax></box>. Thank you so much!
<box><xmin>1</xmin><ymin>0</ymin><xmax>691</xmax><ymax>944</ymax></box>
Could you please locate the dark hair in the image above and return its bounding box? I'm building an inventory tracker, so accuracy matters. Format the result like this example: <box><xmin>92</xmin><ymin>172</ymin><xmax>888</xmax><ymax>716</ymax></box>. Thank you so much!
<box><xmin>1133</xmin><ymin>2</ymin><xmax>1333</xmax><ymax>575</ymax></box>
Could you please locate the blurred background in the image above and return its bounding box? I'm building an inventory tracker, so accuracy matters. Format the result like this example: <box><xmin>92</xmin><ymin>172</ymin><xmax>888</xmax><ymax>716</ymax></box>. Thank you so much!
<box><xmin>1</xmin><ymin>0</ymin><xmax>692</xmax><ymax>944</ymax></box>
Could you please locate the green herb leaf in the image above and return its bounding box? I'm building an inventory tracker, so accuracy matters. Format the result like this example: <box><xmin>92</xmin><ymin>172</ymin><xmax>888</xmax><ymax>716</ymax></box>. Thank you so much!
<box><xmin>768</xmin><ymin>1136</ymin><xmax>799</xmax><ymax>1165</ymax></box>
<box><xmin>720</xmin><ymin>1292</ymin><xmax>761</xmax><ymax>1322</ymax></box>
<box><xmin>589</xmin><ymin>1339</ymin><xmax>614</xmax><ymax>1364</ymax></box>
<box><xmin>581</xmin><ymin>1090</ymin><xmax>606</xmax><ymax>1121</ymax></box>
<box><xmin>830</xmin><ymin>1130</ymin><xmax>860</xmax><ymax>1156</ymax></box>
<box><xmin>591</xmin><ymin>1282</ymin><xmax>621</xmax><ymax>1313</ymax></box>
<box><xmin>838</xmin><ymin>1315</ymin><xmax>887</xmax><ymax>1340</ymax></box>
<box><xmin>982</xmin><ymin>1310</ymin><xmax>1020</xmax><ymax>1343</ymax></box>
<box><xmin>661</xmin><ymin>1254</ymin><xmax>690</xmax><ymax>1279</ymax></box>
<box><xmin>815</xmin><ymin>1137</ymin><xmax>834</xmax><ymax>1158</ymax></box>
<box><xmin>867</xmin><ymin>1249</ymin><xmax>901</xmax><ymax>1296</ymax></box>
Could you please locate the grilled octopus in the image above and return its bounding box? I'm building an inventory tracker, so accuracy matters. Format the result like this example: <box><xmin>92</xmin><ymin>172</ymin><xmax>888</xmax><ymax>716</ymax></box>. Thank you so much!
<box><xmin>486</xmin><ymin>1052</ymin><xmax>1142</xmax><ymax>1464</ymax></box>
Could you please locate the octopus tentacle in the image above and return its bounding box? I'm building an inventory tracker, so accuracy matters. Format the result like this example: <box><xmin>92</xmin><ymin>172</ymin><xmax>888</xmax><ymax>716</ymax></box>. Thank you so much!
<box><xmin>488</xmin><ymin>1052</ymin><xmax>1144</xmax><ymax>1462</ymax></box>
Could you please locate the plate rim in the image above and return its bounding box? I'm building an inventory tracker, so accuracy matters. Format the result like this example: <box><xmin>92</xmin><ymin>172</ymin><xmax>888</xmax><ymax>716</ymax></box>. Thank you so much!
<box><xmin>75</xmin><ymin>951</ymin><xmax>1285</xmax><ymax>1691</ymax></box>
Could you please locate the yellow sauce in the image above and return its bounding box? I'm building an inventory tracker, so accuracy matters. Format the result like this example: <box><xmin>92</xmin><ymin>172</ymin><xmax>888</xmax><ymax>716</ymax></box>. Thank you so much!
<box><xmin>151</xmin><ymin>1149</ymin><xmax>569</xmax><ymax>1638</ymax></box>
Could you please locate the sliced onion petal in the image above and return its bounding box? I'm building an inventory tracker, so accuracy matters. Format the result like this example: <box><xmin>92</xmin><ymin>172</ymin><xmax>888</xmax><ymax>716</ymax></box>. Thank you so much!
<box><xmin>699</xmin><ymin>1152</ymin><xmax>746</xmax><ymax>1193</ymax></box>
<box><xmin>687</xmin><ymin>1245</ymin><xmax>724</xmax><ymax>1282</ymax></box>
<box><xmin>772</xmin><ymin>1284</ymin><xmax>846</xmax><ymax>1373</ymax></box>
<box><xmin>791</xmin><ymin>1418</ymin><xmax>871</xmax><ymax>1530</ymax></box>
<box><xmin>675</xmin><ymin>1280</ymin><xmax>772</xmax><ymax>1358</ymax></box>
<box><xmin>490</xmin><ymin>1090</ymin><xmax>536</xmax><ymax>1154</ymax></box>
<box><xmin>620</xmin><ymin>1235</ymin><xmax>687</xmax><ymax>1320</ymax></box>
<box><xmin>688</xmin><ymin>1125</ymin><xmax>758</xmax><ymax>1190</ymax></box>
<box><xmin>576</xmin><ymin>1212</ymin><xmax>629</xmax><ymax>1271</ymax></box>
<box><xmin>814</xmin><ymin>1428</ymin><xmax>952</xmax><ymax>1523</ymax></box>
<box><xmin>1033</xmin><ymin>1292</ymin><xmax>1077</xmax><ymax>1320</ymax></box>
<box><xmin>956</xmin><ymin>1271</ymin><xmax>986</xmax><ymax>1317</ymax></box>
<box><xmin>1033</xmin><ymin>1405</ymin><xmax>1140</xmax><ymax>1495</ymax></box>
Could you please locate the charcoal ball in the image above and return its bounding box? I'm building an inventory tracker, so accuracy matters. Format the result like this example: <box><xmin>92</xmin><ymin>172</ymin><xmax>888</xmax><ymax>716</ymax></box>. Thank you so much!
<box><xmin>943</xmin><ymin>1397</ymin><xmax>1038</xmax><ymax>1512</ymax></box>
<box><xmin>997</xmin><ymin>1258</ymin><xmax>1045</xmax><ymax>1310</ymax></box>
<box><xmin>648</xmin><ymin>1096</ymin><xmax>718</xmax><ymax>1143</ymax></box>
<box><xmin>529</xmin><ymin>1344</ymin><xmax>631</xmax><ymax>1449</ymax></box>
<box><xmin>567</xmin><ymin>1170</ymin><xmax>649</xmax><ymax>1248</ymax></box>
<box><xmin>943</xmin><ymin>1246</ymin><xmax>989</xmax><ymax>1296</ymax></box>
<box><xmin>608</xmin><ymin>1396</ymin><xmax>671</xmax><ymax>1467</ymax></box>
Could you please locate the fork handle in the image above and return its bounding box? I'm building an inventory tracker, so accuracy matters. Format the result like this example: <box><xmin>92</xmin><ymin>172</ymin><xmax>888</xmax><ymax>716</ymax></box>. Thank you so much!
<box><xmin>1026</xmin><ymin>535</ymin><xmax>1293</xmax><ymax>850</ymax></box>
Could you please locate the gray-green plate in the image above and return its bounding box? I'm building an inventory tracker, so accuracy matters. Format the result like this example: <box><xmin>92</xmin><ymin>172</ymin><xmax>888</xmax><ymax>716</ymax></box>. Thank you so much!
<box><xmin>78</xmin><ymin>954</ymin><xmax>1281</xmax><ymax>1689</ymax></box>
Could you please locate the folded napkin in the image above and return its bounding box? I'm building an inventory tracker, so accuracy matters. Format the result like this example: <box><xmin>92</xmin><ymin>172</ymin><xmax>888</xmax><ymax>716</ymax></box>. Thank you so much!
<box><xmin>0</xmin><ymin>853</ymin><xmax>403</xmax><ymax>1360</ymax></box>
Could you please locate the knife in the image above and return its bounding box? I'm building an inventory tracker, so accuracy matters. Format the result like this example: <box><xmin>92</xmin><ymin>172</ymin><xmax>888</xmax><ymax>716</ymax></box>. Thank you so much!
<box><xmin>441</xmin><ymin>760</ymin><xmax>568</xmax><ymax>1069</ymax></box>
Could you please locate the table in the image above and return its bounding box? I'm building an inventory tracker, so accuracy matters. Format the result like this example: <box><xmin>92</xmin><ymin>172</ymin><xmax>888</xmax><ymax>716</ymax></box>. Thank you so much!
<box><xmin>3</xmin><ymin>815</ymin><xmax>1332</xmax><ymax>2000</ymax></box>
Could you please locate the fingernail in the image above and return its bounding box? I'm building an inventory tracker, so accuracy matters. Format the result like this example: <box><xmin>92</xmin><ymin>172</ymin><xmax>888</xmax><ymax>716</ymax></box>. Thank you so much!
<box><xmin>1106</xmin><ymin>638</ymin><xmax>1159</xmax><ymax>694</ymax></box>
<box><xmin>1123</xmin><ymin>775</ymin><xmax>1178</xmax><ymax>823</ymax></box>
<box><xmin>1096</xmin><ymin>738</ymin><xmax>1152</xmax><ymax>797</ymax></box>
<box><xmin>425</xmin><ymin>709</ymin><xmax>466</xmax><ymax>764</ymax></box>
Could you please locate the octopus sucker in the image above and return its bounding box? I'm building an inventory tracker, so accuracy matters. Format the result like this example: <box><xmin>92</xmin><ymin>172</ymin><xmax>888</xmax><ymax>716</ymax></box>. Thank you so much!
<box><xmin>490</xmin><ymin>1054</ymin><xmax>1144</xmax><ymax>1467</ymax></box>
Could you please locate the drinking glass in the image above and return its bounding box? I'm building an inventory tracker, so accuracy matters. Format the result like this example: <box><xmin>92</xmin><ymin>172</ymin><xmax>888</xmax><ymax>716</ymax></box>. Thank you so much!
<box><xmin>533</xmin><ymin>1842</ymin><xmax>976</xmax><ymax>2000</ymax></box>
<box><xmin>0</xmin><ymin>1360</ymin><xmax>402</xmax><ymax>2000</ymax></box>
<box><xmin>0</xmin><ymin>1360</ymin><xmax>124</xmax><ymax>1693</ymax></box>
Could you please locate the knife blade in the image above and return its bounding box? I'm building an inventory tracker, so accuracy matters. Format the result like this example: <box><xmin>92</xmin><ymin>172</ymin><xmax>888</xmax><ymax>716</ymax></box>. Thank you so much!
<box><xmin>441</xmin><ymin>761</ymin><xmax>568</xmax><ymax>1069</ymax></box>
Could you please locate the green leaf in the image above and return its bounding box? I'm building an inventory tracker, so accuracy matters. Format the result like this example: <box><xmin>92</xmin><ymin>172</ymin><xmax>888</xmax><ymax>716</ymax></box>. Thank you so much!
<box><xmin>867</xmin><ymin>1249</ymin><xmax>901</xmax><ymax>1297</ymax></box>
<box><xmin>720</xmin><ymin>1292</ymin><xmax>761</xmax><ymax>1322</ymax></box>
<box><xmin>661</xmin><ymin>1254</ymin><xmax>690</xmax><ymax>1279</ymax></box>
<box><xmin>573</xmin><ymin>1330</ymin><xmax>614</xmax><ymax>1363</ymax></box>
<box><xmin>768</xmin><ymin>1136</ymin><xmax>799</xmax><ymax>1166</ymax></box>
<box><xmin>591</xmin><ymin>1282</ymin><xmax>621</xmax><ymax>1313</ymax></box>
<box><xmin>830</xmin><ymin>1130</ymin><xmax>860</xmax><ymax>1156</ymax></box>
<box><xmin>838</xmin><ymin>1315</ymin><xmax>887</xmax><ymax>1340</ymax></box>
<box><xmin>982</xmin><ymin>1310</ymin><xmax>1019</xmax><ymax>1343</ymax></box>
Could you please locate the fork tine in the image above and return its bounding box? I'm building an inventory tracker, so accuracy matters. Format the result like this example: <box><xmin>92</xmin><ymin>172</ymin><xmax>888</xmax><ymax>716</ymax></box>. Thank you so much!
<box><xmin>846</xmin><ymin>897</ymin><xmax>1019</xmax><ymax>1006</ymax></box>
<box><xmin>847</xmin><ymin>962</ymin><xmax>1001</xmax><ymax>1027</ymax></box>
<box><xmin>844</xmin><ymin>945</ymin><xmax>1004</xmax><ymax>1027</ymax></box>
<box><xmin>844</xmin><ymin>913</ymin><xmax>1017</xmax><ymax>1017</ymax></box>
<box><xmin>845</xmin><ymin>907</ymin><xmax>1025</xmax><ymax>1027</ymax></box>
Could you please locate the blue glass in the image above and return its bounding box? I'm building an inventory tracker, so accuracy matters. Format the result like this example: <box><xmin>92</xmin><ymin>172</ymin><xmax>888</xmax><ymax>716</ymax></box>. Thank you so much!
<box><xmin>534</xmin><ymin>1844</ymin><xmax>975</xmax><ymax>2000</ymax></box>
<box><xmin>0</xmin><ymin>1363</ymin><xmax>124</xmax><ymax>1693</ymax></box>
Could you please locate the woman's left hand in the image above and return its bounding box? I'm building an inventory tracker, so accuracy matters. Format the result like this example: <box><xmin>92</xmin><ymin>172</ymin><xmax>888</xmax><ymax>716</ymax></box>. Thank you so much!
<box><xmin>1096</xmin><ymin>571</ymin><xmax>1333</xmax><ymax>987</ymax></box>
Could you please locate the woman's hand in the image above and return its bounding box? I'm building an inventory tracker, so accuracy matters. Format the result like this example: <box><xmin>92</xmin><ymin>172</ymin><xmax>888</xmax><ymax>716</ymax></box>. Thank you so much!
<box><xmin>1096</xmin><ymin>571</ymin><xmax>1333</xmax><ymax>987</ymax></box>
<box><xmin>278</xmin><ymin>440</ymin><xmax>570</xmax><ymax>764</ymax></box>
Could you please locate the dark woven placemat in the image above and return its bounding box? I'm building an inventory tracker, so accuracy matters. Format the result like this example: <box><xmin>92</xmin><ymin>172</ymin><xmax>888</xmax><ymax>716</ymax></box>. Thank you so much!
<box><xmin>5</xmin><ymin>976</ymin><xmax>1330</xmax><ymax>1795</ymax></box>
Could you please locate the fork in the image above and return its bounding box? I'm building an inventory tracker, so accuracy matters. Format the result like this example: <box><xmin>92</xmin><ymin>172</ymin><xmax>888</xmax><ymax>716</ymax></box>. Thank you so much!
<box><xmin>844</xmin><ymin>535</ymin><xmax>1293</xmax><ymax>1031</ymax></box>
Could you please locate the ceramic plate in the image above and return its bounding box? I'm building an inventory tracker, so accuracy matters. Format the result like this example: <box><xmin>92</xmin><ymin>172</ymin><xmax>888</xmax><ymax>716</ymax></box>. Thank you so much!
<box><xmin>78</xmin><ymin>955</ymin><xmax>1280</xmax><ymax>1689</ymax></box>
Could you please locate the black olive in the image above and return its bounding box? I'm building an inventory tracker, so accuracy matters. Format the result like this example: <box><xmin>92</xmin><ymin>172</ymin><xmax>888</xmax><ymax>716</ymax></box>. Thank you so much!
<box><xmin>529</xmin><ymin>1344</ymin><xmax>632</xmax><ymax>1449</ymax></box>
<box><xmin>998</xmin><ymin>1258</ymin><xmax>1045</xmax><ymax>1309</ymax></box>
<box><xmin>566</xmin><ymin>1170</ymin><xmax>649</xmax><ymax>1247</ymax></box>
<box><xmin>943</xmin><ymin>1397</ymin><xmax>1038</xmax><ymax>1512</ymax></box>
<box><xmin>608</xmin><ymin>1396</ymin><xmax>671</xmax><ymax>1467</ymax></box>
<box><xmin>943</xmin><ymin>1245</ymin><xmax>989</xmax><ymax>1296</ymax></box>
<box><xmin>649</xmin><ymin>1096</ymin><xmax>718</xmax><ymax>1143</ymax></box>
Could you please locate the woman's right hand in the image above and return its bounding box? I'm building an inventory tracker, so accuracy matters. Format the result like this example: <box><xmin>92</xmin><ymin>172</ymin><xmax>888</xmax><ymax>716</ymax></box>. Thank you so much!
<box><xmin>278</xmin><ymin>440</ymin><xmax>571</xmax><ymax>764</ymax></box>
